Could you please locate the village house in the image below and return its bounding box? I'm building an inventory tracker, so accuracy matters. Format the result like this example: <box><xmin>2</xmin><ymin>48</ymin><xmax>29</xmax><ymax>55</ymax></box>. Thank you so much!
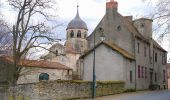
<box><xmin>0</xmin><ymin>56</ymin><xmax>72</xmax><ymax>85</ymax></box>
<box><xmin>79</xmin><ymin>0</ymin><xmax>167</xmax><ymax>90</ymax></box>
<box><xmin>0</xmin><ymin>0</ymin><xmax>167</xmax><ymax>90</ymax></box>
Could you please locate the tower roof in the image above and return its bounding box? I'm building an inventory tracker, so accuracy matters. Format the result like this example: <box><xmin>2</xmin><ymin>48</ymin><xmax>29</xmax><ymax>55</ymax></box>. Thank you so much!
<box><xmin>66</xmin><ymin>5</ymin><xmax>88</xmax><ymax>30</ymax></box>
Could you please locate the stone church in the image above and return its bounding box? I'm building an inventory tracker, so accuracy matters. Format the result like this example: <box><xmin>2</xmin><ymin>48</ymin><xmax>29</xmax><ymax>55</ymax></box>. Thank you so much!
<box><xmin>33</xmin><ymin>0</ymin><xmax>167</xmax><ymax>90</ymax></box>
<box><xmin>41</xmin><ymin>5</ymin><xmax>88</xmax><ymax>79</ymax></box>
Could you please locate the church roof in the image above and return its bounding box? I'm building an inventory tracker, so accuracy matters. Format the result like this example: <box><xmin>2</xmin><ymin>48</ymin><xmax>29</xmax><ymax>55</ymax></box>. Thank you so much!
<box><xmin>0</xmin><ymin>56</ymin><xmax>72</xmax><ymax>70</ymax></box>
<box><xmin>66</xmin><ymin>6</ymin><xmax>88</xmax><ymax>30</ymax></box>
<box><xmin>80</xmin><ymin>41</ymin><xmax>135</xmax><ymax>60</ymax></box>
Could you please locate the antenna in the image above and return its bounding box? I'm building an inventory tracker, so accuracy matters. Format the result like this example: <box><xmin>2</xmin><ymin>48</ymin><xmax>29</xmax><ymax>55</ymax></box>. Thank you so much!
<box><xmin>77</xmin><ymin>0</ymin><xmax>79</xmax><ymax>8</ymax></box>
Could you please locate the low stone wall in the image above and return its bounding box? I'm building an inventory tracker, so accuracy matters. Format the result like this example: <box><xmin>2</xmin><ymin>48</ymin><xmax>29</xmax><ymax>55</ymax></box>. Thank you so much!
<box><xmin>6</xmin><ymin>80</ymin><xmax>125</xmax><ymax>100</ymax></box>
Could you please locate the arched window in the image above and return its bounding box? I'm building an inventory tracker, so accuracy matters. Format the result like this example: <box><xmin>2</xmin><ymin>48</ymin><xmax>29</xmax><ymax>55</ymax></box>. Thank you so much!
<box><xmin>70</xmin><ymin>30</ymin><xmax>74</xmax><ymax>38</ymax></box>
<box><xmin>39</xmin><ymin>73</ymin><xmax>49</xmax><ymax>81</ymax></box>
<box><xmin>77</xmin><ymin>30</ymin><xmax>81</xmax><ymax>38</ymax></box>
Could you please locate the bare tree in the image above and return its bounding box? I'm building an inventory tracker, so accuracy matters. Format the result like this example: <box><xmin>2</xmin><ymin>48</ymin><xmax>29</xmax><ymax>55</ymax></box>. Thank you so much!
<box><xmin>143</xmin><ymin>0</ymin><xmax>170</xmax><ymax>39</ymax></box>
<box><xmin>0</xmin><ymin>19</ymin><xmax>13</xmax><ymax>55</ymax></box>
<box><xmin>6</xmin><ymin>0</ymin><xmax>58</xmax><ymax>84</ymax></box>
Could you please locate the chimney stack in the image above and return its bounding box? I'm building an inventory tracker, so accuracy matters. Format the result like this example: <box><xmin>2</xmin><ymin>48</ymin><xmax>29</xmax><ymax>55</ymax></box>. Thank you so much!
<box><xmin>106</xmin><ymin>0</ymin><xmax>118</xmax><ymax>11</ymax></box>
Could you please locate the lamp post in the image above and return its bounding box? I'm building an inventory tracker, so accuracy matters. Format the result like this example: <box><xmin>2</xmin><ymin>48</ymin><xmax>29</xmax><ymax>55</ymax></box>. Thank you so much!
<box><xmin>92</xmin><ymin>27</ymin><xmax>105</xmax><ymax>99</ymax></box>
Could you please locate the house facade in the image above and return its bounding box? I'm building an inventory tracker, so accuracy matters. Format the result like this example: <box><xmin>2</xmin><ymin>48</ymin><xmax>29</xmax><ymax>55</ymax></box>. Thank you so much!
<box><xmin>80</xmin><ymin>0</ymin><xmax>167</xmax><ymax>90</ymax></box>
<box><xmin>0</xmin><ymin>56</ymin><xmax>72</xmax><ymax>85</ymax></box>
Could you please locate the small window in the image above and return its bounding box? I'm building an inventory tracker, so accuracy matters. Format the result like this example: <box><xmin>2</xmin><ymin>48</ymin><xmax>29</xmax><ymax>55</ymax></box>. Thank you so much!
<box><xmin>137</xmin><ymin>43</ymin><xmax>140</xmax><ymax>53</ymax></box>
<box><xmin>84</xmin><ymin>34</ymin><xmax>87</xmax><ymax>38</ymax></box>
<box><xmin>130</xmin><ymin>71</ymin><xmax>133</xmax><ymax>83</ymax></box>
<box><xmin>140</xmin><ymin>23</ymin><xmax>145</xmax><ymax>28</ymax></box>
<box><xmin>77</xmin><ymin>30</ymin><xmax>81</xmax><ymax>38</ymax></box>
<box><xmin>163</xmin><ymin>70</ymin><xmax>166</xmax><ymax>82</ymax></box>
<box><xmin>39</xmin><ymin>73</ymin><xmax>49</xmax><ymax>81</ymax></box>
<box><xmin>138</xmin><ymin>65</ymin><xmax>140</xmax><ymax>78</ymax></box>
<box><xmin>144</xmin><ymin>47</ymin><xmax>146</xmax><ymax>57</ymax></box>
<box><xmin>56</xmin><ymin>50</ymin><xmax>58</xmax><ymax>56</ymax></box>
<box><xmin>145</xmin><ymin>67</ymin><xmax>147</xmax><ymax>79</ymax></box>
<box><xmin>162</xmin><ymin>53</ymin><xmax>166</xmax><ymax>65</ymax></box>
<box><xmin>117</xmin><ymin>25</ymin><xmax>121</xmax><ymax>31</ymax></box>
<box><xmin>155</xmin><ymin>53</ymin><xmax>157</xmax><ymax>62</ymax></box>
<box><xmin>70</xmin><ymin>30</ymin><xmax>74</xmax><ymax>38</ymax></box>
<box><xmin>155</xmin><ymin>72</ymin><xmax>157</xmax><ymax>82</ymax></box>
<box><xmin>141</xmin><ymin>66</ymin><xmax>144</xmax><ymax>78</ymax></box>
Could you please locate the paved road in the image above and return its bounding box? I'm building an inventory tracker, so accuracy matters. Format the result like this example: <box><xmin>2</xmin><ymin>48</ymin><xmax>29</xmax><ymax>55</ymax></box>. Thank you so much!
<box><xmin>82</xmin><ymin>90</ymin><xmax>170</xmax><ymax>100</ymax></box>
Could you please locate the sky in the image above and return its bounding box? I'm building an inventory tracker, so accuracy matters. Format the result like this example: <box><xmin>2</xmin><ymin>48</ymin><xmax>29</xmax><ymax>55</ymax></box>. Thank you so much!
<box><xmin>0</xmin><ymin>0</ymin><xmax>169</xmax><ymax>60</ymax></box>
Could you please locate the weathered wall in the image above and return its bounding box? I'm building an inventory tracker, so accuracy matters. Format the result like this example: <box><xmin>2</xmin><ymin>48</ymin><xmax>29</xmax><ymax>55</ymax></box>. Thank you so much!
<box><xmin>82</xmin><ymin>44</ymin><xmax>135</xmax><ymax>89</ymax></box>
<box><xmin>17</xmin><ymin>67</ymin><xmax>71</xmax><ymax>84</ymax></box>
<box><xmin>5</xmin><ymin>80</ymin><xmax>124</xmax><ymax>100</ymax></box>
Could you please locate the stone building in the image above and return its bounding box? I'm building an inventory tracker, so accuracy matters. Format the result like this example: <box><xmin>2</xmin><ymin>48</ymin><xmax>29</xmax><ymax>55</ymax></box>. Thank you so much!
<box><xmin>42</xmin><ymin>5</ymin><xmax>88</xmax><ymax>79</ymax></box>
<box><xmin>80</xmin><ymin>0</ymin><xmax>167</xmax><ymax>90</ymax></box>
<box><xmin>0</xmin><ymin>56</ymin><xmax>72</xmax><ymax>85</ymax></box>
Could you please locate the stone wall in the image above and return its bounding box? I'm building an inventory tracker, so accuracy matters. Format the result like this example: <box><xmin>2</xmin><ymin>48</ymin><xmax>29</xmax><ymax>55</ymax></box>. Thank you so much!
<box><xmin>6</xmin><ymin>80</ymin><xmax>124</xmax><ymax>100</ymax></box>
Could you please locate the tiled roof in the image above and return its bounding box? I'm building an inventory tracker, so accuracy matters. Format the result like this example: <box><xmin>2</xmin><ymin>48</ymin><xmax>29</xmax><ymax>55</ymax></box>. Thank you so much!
<box><xmin>0</xmin><ymin>56</ymin><xmax>72</xmax><ymax>70</ymax></box>
<box><xmin>80</xmin><ymin>41</ymin><xmax>135</xmax><ymax>60</ymax></box>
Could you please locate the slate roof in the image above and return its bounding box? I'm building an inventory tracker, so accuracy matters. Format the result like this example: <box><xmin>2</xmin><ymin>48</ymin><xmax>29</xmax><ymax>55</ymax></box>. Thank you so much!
<box><xmin>0</xmin><ymin>56</ymin><xmax>72</xmax><ymax>70</ymax></box>
<box><xmin>123</xmin><ymin>16</ymin><xmax>166</xmax><ymax>52</ymax></box>
<box><xmin>66</xmin><ymin>7</ymin><xmax>88</xmax><ymax>30</ymax></box>
<box><xmin>80</xmin><ymin>41</ymin><xmax>135</xmax><ymax>60</ymax></box>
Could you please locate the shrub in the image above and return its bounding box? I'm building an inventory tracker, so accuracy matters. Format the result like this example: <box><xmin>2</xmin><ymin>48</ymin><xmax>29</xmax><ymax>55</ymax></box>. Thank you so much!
<box><xmin>149</xmin><ymin>84</ymin><xmax>158</xmax><ymax>90</ymax></box>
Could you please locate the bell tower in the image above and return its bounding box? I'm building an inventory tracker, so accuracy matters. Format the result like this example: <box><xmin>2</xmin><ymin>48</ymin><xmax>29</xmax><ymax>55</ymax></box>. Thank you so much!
<box><xmin>65</xmin><ymin>4</ymin><xmax>88</xmax><ymax>53</ymax></box>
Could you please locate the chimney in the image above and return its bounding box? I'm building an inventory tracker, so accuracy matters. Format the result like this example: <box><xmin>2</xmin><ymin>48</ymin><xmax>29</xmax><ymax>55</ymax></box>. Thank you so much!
<box><xmin>106</xmin><ymin>0</ymin><xmax>118</xmax><ymax>11</ymax></box>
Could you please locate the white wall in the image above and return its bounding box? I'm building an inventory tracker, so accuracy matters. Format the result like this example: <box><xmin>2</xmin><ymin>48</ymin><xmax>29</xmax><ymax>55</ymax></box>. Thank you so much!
<box><xmin>82</xmin><ymin>44</ymin><xmax>135</xmax><ymax>88</ymax></box>
<box><xmin>17</xmin><ymin>67</ymin><xmax>71</xmax><ymax>84</ymax></box>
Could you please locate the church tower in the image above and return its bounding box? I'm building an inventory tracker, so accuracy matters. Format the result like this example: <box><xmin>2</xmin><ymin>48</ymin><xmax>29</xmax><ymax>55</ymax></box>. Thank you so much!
<box><xmin>65</xmin><ymin>5</ymin><xmax>88</xmax><ymax>53</ymax></box>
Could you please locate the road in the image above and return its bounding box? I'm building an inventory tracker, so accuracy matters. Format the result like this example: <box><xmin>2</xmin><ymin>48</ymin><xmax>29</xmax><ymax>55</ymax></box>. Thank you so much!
<box><xmin>81</xmin><ymin>90</ymin><xmax>170</xmax><ymax>100</ymax></box>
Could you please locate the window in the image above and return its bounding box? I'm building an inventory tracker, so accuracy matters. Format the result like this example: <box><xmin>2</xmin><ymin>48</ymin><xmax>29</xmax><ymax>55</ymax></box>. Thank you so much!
<box><xmin>145</xmin><ymin>67</ymin><xmax>147</xmax><ymax>79</ymax></box>
<box><xmin>144</xmin><ymin>47</ymin><xmax>146</xmax><ymax>57</ymax></box>
<box><xmin>84</xmin><ymin>34</ymin><xmax>87</xmax><ymax>38</ymax></box>
<box><xmin>140</xmin><ymin>23</ymin><xmax>145</xmax><ymax>28</ymax></box>
<box><xmin>56</xmin><ymin>50</ymin><xmax>58</xmax><ymax>56</ymax></box>
<box><xmin>163</xmin><ymin>70</ymin><xmax>166</xmax><ymax>82</ymax></box>
<box><xmin>138</xmin><ymin>65</ymin><xmax>140</xmax><ymax>78</ymax></box>
<box><xmin>155</xmin><ymin>72</ymin><xmax>157</xmax><ymax>82</ymax></box>
<box><xmin>141</xmin><ymin>66</ymin><xmax>144</xmax><ymax>78</ymax></box>
<box><xmin>137</xmin><ymin>43</ymin><xmax>140</xmax><ymax>53</ymax></box>
<box><xmin>39</xmin><ymin>73</ymin><xmax>49</xmax><ymax>81</ymax></box>
<box><xmin>77</xmin><ymin>30</ymin><xmax>81</xmax><ymax>38</ymax></box>
<box><xmin>155</xmin><ymin>53</ymin><xmax>157</xmax><ymax>62</ymax></box>
<box><xmin>70</xmin><ymin>30</ymin><xmax>74</xmax><ymax>38</ymax></box>
<box><xmin>130</xmin><ymin>71</ymin><xmax>133</xmax><ymax>83</ymax></box>
<box><xmin>162</xmin><ymin>53</ymin><xmax>166</xmax><ymax>65</ymax></box>
<box><xmin>117</xmin><ymin>25</ymin><xmax>121</xmax><ymax>31</ymax></box>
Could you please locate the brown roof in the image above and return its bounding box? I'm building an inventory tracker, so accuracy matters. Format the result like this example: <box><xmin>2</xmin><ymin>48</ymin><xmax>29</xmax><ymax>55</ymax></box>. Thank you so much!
<box><xmin>80</xmin><ymin>41</ymin><xmax>135</xmax><ymax>60</ymax></box>
<box><xmin>0</xmin><ymin>56</ymin><xmax>72</xmax><ymax>70</ymax></box>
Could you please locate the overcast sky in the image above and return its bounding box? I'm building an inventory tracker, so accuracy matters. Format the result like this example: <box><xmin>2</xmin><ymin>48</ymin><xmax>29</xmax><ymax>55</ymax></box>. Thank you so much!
<box><xmin>1</xmin><ymin>0</ymin><xmax>169</xmax><ymax>59</ymax></box>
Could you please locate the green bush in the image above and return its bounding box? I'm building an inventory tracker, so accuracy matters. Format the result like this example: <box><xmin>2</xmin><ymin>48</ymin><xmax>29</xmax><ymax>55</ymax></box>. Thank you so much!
<box><xmin>149</xmin><ymin>84</ymin><xmax>158</xmax><ymax>90</ymax></box>
<box><xmin>124</xmin><ymin>89</ymin><xmax>136</xmax><ymax>92</ymax></box>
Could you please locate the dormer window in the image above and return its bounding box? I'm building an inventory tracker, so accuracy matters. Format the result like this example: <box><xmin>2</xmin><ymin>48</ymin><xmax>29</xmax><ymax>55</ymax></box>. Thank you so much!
<box><xmin>70</xmin><ymin>30</ymin><xmax>74</xmax><ymax>38</ymax></box>
<box><xmin>77</xmin><ymin>30</ymin><xmax>81</xmax><ymax>38</ymax></box>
